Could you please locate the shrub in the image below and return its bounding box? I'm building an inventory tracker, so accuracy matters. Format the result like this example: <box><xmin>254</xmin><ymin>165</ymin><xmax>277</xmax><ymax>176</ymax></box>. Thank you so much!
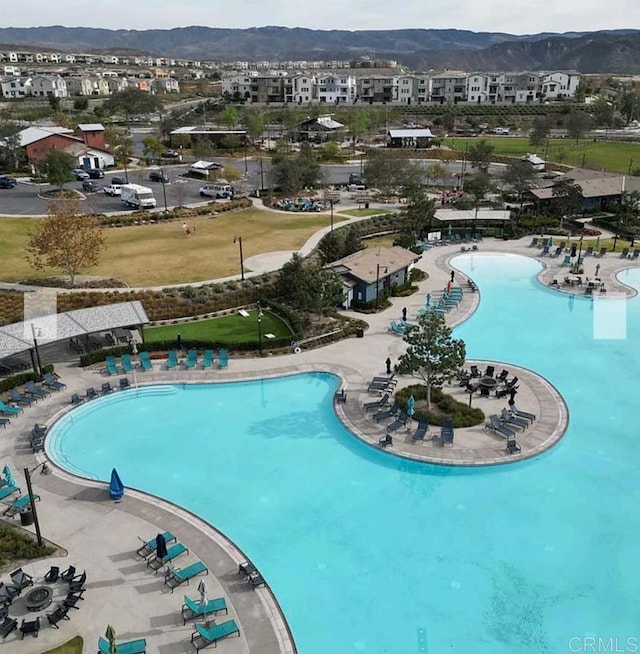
<box><xmin>0</xmin><ymin>365</ymin><xmax>54</xmax><ymax>394</ymax></box>
<box><xmin>79</xmin><ymin>345</ymin><xmax>131</xmax><ymax>367</ymax></box>
<box><xmin>0</xmin><ymin>525</ymin><xmax>56</xmax><ymax>567</ymax></box>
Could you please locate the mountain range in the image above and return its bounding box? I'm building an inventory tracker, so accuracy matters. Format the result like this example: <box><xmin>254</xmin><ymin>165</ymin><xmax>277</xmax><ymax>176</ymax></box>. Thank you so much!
<box><xmin>2</xmin><ymin>26</ymin><xmax>640</xmax><ymax>72</ymax></box>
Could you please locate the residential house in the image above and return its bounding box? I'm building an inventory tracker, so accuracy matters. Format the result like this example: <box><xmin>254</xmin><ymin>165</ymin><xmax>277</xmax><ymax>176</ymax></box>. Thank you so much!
<box><xmin>466</xmin><ymin>73</ymin><xmax>491</xmax><ymax>103</ymax></box>
<box><xmin>284</xmin><ymin>74</ymin><xmax>316</xmax><ymax>104</ymax></box>
<box><xmin>316</xmin><ymin>74</ymin><xmax>356</xmax><ymax>104</ymax></box>
<box><xmin>430</xmin><ymin>71</ymin><xmax>467</xmax><ymax>103</ymax></box>
<box><xmin>88</xmin><ymin>77</ymin><xmax>110</xmax><ymax>96</ymax></box>
<box><xmin>298</xmin><ymin>115</ymin><xmax>345</xmax><ymax>142</ymax></box>
<box><xmin>328</xmin><ymin>246</ymin><xmax>420</xmax><ymax>309</ymax></box>
<box><xmin>249</xmin><ymin>76</ymin><xmax>285</xmax><ymax>103</ymax></box>
<box><xmin>2</xmin><ymin>66</ymin><xmax>21</xmax><ymax>76</ymax></box>
<box><xmin>65</xmin><ymin>76</ymin><xmax>93</xmax><ymax>96</ymax></box>
<box><xmin>394</xmin><ymin>75</ymin><xmax>430</xmax><ymax>104</ymax></box>
<box><xmin>30</xmin><ymin>75</ymin><xmax>68</xmax><ymax>98</ymax></box>
<box><xmin>221</xmin><ymin>73</ymin><xmax>256</xmax><ymax>100</ymax></box>
<box><xmin>0</xmin><ymin>76</ymin><xmax>32</xmax><ymax>98</ymax></box>
<box><xmin>151</xmin><ymin>77</ymin><xmax>180</xmax><ymax>93</ymax></box>
<box><xmin>502</xmin><ymin>72</ymin><xmax>541</xmax><ymax>103</ymax></box>
<box><xmin>106</xmin><ymin>77</ymin><xmax>128</xmax><ymax>95</ymax></box>
<box><xmin>357</xmin><ymin>76</ymin><xmax>397</xmax><ymax>104</ymax></box>
<box><xmin>540</xmin><ymin>71</ymin><xmax>582</xmax><ymax>101</ymax></box>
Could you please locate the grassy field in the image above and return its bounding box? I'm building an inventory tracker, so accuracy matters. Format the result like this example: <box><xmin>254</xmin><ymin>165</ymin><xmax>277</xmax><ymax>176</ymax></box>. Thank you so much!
<box><xmin>338</xmin><ymin>208</ymin><xmax>388</xmax><ymax>217</ymax></box>
<box><xmin>0</xmin><ymin>208</ymin><xmax>341</xmax><ymax>286</ymax></box>
<box><xmin>143</xmin><ymin>309</ymin><xmax>292</xmax><ymax>344</ymax></box>
<box><xmin>363</xmin><ymin>236</ymin><xmax>396</xmax><ymax>249</ymax></box>
<box><xmin>441</xmin><ymin>137</ymin><xmax>640</xmax><ymax>174</ymax></box>
<box><xmin>44</xmin><ymin>637</ymin><xmax>83</xmax><ymax>654</ymax></box>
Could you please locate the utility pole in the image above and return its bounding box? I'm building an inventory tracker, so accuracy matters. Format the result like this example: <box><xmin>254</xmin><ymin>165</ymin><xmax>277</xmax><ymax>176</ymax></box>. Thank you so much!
<box><xmin>24</xmin><ymin>468</ymin><xmax>43</xmax><ymax>546</ymax></box>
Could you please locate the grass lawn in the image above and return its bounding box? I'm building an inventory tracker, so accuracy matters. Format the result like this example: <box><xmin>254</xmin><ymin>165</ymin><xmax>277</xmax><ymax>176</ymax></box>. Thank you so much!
<box><xmin>143</xmin><ymin>309</ymin><xmax>292</xmax><ymax>344</ymax></box>
<box><xmin>441</xmin><ymin>137</ymin><xmax>640</xmax><ymax>175</ymax></box>
<box><xmin>364</xmin><ymin>236</ymin><xmax>396</xmax><ymax>249</ymax></box>
<box><xmin>0</xmin><ymin>207</ymin><xmax>340</xmax><ymax>286</ymax></box>
<box><xmin>338</xmin><ymin>208</ymin><xmax>388</xmax><ymax>217</ymax></box>
<box><xmin>44</xmin><ymin>637</ymin><xmax>83</xmax><ymax>654</ymax></box>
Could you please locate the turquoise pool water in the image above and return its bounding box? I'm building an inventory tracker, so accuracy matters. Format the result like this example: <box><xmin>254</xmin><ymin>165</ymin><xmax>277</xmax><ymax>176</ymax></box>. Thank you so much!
<box><xmin>47</xmin><ymin>253</ymin><xmax>640</xmax><ymax>654</ymax></box>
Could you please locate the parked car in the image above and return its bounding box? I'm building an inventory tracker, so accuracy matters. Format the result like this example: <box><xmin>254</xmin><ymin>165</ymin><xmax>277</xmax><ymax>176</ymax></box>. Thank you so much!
<box><xmin>82</xmin><ymin>180</ymin><xmax>101</xmax><ymax>193</ymax></box>
<box><xmin>149</xmin><ymin>170</ymin><xmax>169</xmax><ymax>183</ymax></box>
<box><xmin>162</xmin><ymin>150</ymin><xmax>180</xmax><ymax>159</ymax></box>
<box><xmin>103</xmin><ymin>184</ymin><xmax>122</xmax><ymax>196</ymax></box>
<box><xmin>87</xmin><ymin>168</ymin><xmax>105</xmax><ymax>179</ymax></box>
<box><xmin>73</xmin><ymin>168</ymin><xmax>90</xmax><ymax>181</ymax></box>
<box><xmin>111</xmin><ymin>176</ymin><xmax>127</xmax><ymax>185</ymax></box>
<box><xmin>0</xmin><ymin>175</ymin><xmax>17</xmax><ymax>189</ymax></box>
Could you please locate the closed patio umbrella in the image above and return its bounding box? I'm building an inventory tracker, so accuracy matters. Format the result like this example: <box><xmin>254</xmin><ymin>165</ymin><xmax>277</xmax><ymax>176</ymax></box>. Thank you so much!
<box><xmin>406</xmin><ymin>395</ymin><xmax>416</xmax><ymax>429</ymax></box>
<box><xmin>425</xmin><ymin>293</ymin><xmax>431</xmax><ymax>307</ymax></box>
<box><xmin>105</xmin><ymin>625</ymin><xmax>117</xmax><ymax>654</ymax></box>
<box><xmin>548</xmin><ymin>236</ymin><xmax>553</xmax><ymax>247</ymax></box>
<box><xmin>595</xmin><ymin>236</ymin><xmax>600</xmax><ymax>249</ymax></box>
<box><xmin>447</xmin><ymin>224</ymin><xmax>453</xmax><ymax>239</ymax></box>
<box><xmin>198</xmin><ymin>579</ymin><xmax>208</xmax><ymax>618</ymax></box>
<box><xmin>2</xmin><ymin>465</ymin><xmax>14</xmax><ymax>487</ymax></box>
<box><xmin>155</xmin><ymin>532</ymin><xmax>168</xmax><ymax>560</ymax></box>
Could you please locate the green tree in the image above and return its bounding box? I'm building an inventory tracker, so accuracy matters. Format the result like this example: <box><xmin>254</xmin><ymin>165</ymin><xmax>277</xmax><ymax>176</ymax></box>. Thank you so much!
<box><xmin>565</xmin><ymin>111</ymin><xmax>593</xmax><ymax>144</ymax></box>
<box><xmin>221</xmin><ymin>105</ymin><xmax>240</xmax><ymax>129</ymax></box>
<box><xmin>27</xmin><ymin>200</ymin><xmax>105</xmax><ymax>285</ymax></box>
<box><xmin>467</xmin><ymin>139</ymin><xmax>494</xmax><ymax>173</ymax></box>
<box><xmin>271</xmin><ymin>142</ymin><xmax>319</xmax><ymax>193</ymax></box>
<box><xmin>620</xmin><ymin>91</ymin><xmax>640</xmax><ymax>125</ymax></box>
<box><xmin>346</xmin><ymin>109</ymin><xmax>372</xmax><ymax>151</ymax></box>
<box><xmin>294</xmin><ymin>264</ymin><xmax>344</xmax><ymax>314</ymax></box>
<box><xmin>364</xmin><ymin>150</ymin><xmax>410</xmax><ymax>197</ymax></box>
<box><xmin>426</xmin><ymin>162</ymin><xmax>447</xmax><ymax>189</ymax></box>
<box><xmin>529</xmin><ymin>116</ymin><xmax>551</xmax><ymax>148</ymax></box>
<box><xmin>297</xmin><ymin>142</ymin><xmax>320</xmax><ymax>188</ymax></box>
<box><xmin>277</xmin><ymin>253</ymin><xmax>304</xmax><ymax>299</ymax></box>
<box><xmin>0</xmin><ymin>131</ymin><xmax>27</xmax><ymax>171</ymax></box>
<box><xmin>343</xmin><ymin>226</ymin><xmax>363</xmax><ymax>256</ymax></box>
<box><xmin>40</xmin><ymin>149</ymin><xmax>75</xmax><ymax>190</ymax></box>
<box><xmin>73</xmin><ymin>97</ymin><xmax>89</xmax><ymax>112</ymax></box>
<box><xmin>552</xmin><ymin>179</ymin><xmax>582</xmax><ymax>217</ymax></box>
<box><xmin>244</xmin><ymin>112</ymin><xmax>265</xmax><ymax>144</ymax></box>
<box><xmin>403</xmin><ymin>170</ymin><xmax>437</xmax><ymax>234</ymax></box>
<box><xmin>442</xmin><ymin>106</ymin><xmax>456</xmax><ymax>132</ymax></box>
<box><xmin>502</xmin><ymin>160</ymin><xmax>536</xmax><ymax>215</ymax></box>
<box><xmin>48</xmin><ymin>96</ymin><xmax>61</xmax><ymax>113</ymax></box>
<box><xmin>318</xmin><ymin>230</ymin><xmax>344</xmax><ymax>264</ymax></box>
<box><xmin>396</xmin><ymin>311</ymin><xmax>466</xmax><ymax>409</ymax></box>
<box><xmin>103</xmin><ymin>88</ymin><xmax>162</xmax><ymax>122</ymax></box>
<box><xmin>142</xmin><ymin>135</ymin><xmax>164</xmax><ymax>161</ymax></box>
<box><xmin>464</xmin><ymin>171</ymin><xmax>493</xmax><ymax>234</ymax></box>
<box><xmin>590</xmin><ymin>97</ymin><xmax>615</xmax><ymax>127</ymax></box>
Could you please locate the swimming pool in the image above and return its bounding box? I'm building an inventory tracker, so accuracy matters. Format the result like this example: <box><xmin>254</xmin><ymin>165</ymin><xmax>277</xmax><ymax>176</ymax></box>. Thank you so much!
<box><xmin>47</xmin><ymin>253</ymin><xmax>640</xmax><ymax>654</ymax></box>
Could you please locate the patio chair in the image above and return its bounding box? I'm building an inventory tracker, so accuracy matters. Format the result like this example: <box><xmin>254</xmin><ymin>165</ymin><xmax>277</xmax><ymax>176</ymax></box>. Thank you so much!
<box><xmin>487</xmin><ymin>415</ymin><xmax>516</xmax><ymax>439</ymax></box>
<box><xmin>184</xmin><ymin>350</ymin><xmax>198</xmax><ymax>369</ymax></box>
<box><xmin>0</xmin><ymin>418</ymin><xmax>9</xmax><ymax>429</ymax></box>
<box><xmin>139</xmin><ymin>351</ymin><xmax>153</xmax><ymax>371</ymax></box>
<box><xmin>166</xmin><ymin>350</ymin><xmax>178</xmax><ymax>369</ymax></box>
<box><xmin>620</xmin><ymin>247</ymin><xmax>630</xmax><ymax>258</ymax></box>
<box><xmin>121</xmin><ymin>353</ymin><xmax>134</xmax><ymax>373</ymax></box>
<box><xmin>529</xmin><ymin>237</ymin><xmax>539</xmax><ymax>247</ymax></box>
<box><xmin>191</xmin><ymin>620</ymin><xmax>240</xmax><ymax>652</ymax></box>
<box><xmin>596</xmin><ymin>247</ymin><xmax>607</xmax><ymax>257</ymax></box>
<box><xmin>0</xmin><ymin>400</ymin><xmax>22</xmax><ymax>416</ymax></box>
<box><xmin>182</xmin><ymin>594</ymin><xmax>228</xmax><ymax>624</ymax></box>
<box><xmin>119</xmin><ymin>378</ymin><xmax>130</xmax><ymax>390</ymax></box>
<box><xmin>101</xmin><ymin>382</ymin><xmax>115</xmax><ymax>394</ymax></box>
<box><xmin>495</xmin><ymin>369</ymin><xmax>509</xmax><ymax>383</ymax></box>
<box><xmin>8</xmin><ymin>388</ymin><xmax>35</xmax><ymax>406</ymax></box>
<box><xmin>201</xmin><ymin>349</ymin><xmax>214</xmax><ymax>368</ymax></box>
<box><xmin>0</xmin><ymin>485</ymin><xmax>20</xmax><ymax>502</ymax></box>
<box><xmin>334</xmin><ymin>389</ymin><xmax>347</xmax><ymax>403</ymax></box>
<box><xmin>363</xmin><ymin>393</ymin><xmax>389</xmax><ymax>411</ymax></box>
<box><xmin>63</xmin><ymin>592</ymin><xmax>83</xmax><ymax>610</ymax></box>
<box><xmin>98</xmin><ymin>636</ymin><xmax>147</xmax><ymax>654</ymax></box>
<box><xmin>44</xmin><ymin>566</ymin><xmax>60</xmax><ymax>583</ymax></box>
<box><xmin>631</xmin><ymin>249</ymin><xmax>640</xmax><ymax>260</ymax></box>
<box><xmin>540</xmin><ymin>244</ymin><xmax>550</xmax><ymax>256</ymax></box>
<box><xmin>60</xmin><ymin>566</ymin><xmax>76</xmax><ymax>582</ymax></box>
<box><xmin>386</xmin><ymin>410</ymin><xmax>408</xmax><ymax>433</ymax></box>
<box><xmin>500</xmin><ymin>408</ymin><xmax>528</xmax><ymax>431</ymax></box>
<box><xmin>389</xmin><ymin>320</ymin><xmax>406</xmax><ymax>336</ymax></box>
<box><xmin>506</xmin><ymin>439</ymin><xmax>522</xmax><ymax>454</ymax></box>
<box><xmin>0</xmin><ymin>582</ymin><xmax>20</xmax><ymax>605</ymax></box>
<box><xmin>3</xmin><ymin>494</ymin><xmax>40</xmax><ymax>518</ymax></box>
<box><xmin>30</xmin><ymin>435</ymin><xmax>44</xmax><ymax>453</ymax></box>
<box><xmin>239</xmin><ymin>561</ymin><xmax>256</xmax><ymax>578</ymax></box>
<box><xmin>551</xmin><ymin>245</ymin><xmax>562</xmax><ymax>257</ymax></box>
<box><xmin>585</xmin><ymin>245</ymin><xmax>594</xmax><ymax>256</ymax></box>
<box><xmin>218</xmin><ymin>348</ymin><xmax>229</xmax><ymax>368</ymax></box>
<box><xmin>46</xmin><ymin>605</ymin><xmax>70</xmax><ymax>629</ymax></box>
<box><xmin>0</xmin><ymin>617</ymin><xmax>17</xmax><ymax>639</ymax></box>
<box><xmin>484</xmin><ymin>365</ymin><xmax>495</xmax><ymax>377</ymax></box>
<box><xmin>561</xmin><ymin>255</ymin><xmax>572</xmax><ymax>266</ymax></box>
<box><xmin>164</xmin><ymin>560</ymin><xmax>208</xmax><ymax>592</ymax></box>
<box><xmin>470</xmin><ymin>365</ymin><xmax>480</xmax><ymax>378</ymax></box>
<box><xmin>85</xmin><ymin>387</ymin><xmax>97</xmax><ymax>400</ymax></box>
<box><xmin>373</xmin><ymin>402</ymin><xmax>399</xmax><ymax>423</ymax></box>
<box><xmin>43</xmin><ymin>372</ymin><xmax>66</xmax><ymax>391</ymax></box>
<box><xmin>146</xmin><ymin>542</ymin><xmax>189</xmax><ymax>572</ymax></box>
<box><xmin>136</xmin><ymin>531</ymin><xmax>176</xmax><ymax>558</ymax></box>
<box><xmin>378</xmin><ymin>433</ymin><xmax>393</xmax><ymax>448</ymax></box>
<box><xmin>440</xmin><ymin>419</ymin><xmax>454</xmax><ymax>445</ymax></box>
<box><xmin>105</xmin><ymin>356</ymin><xmax>119</xmax><ymax>375</ymax></box>
<box><xmin>248</xmin><ymin>573</ymin><xmax>266</xmax><ymax>590</ymax></box>
<box><xmin>70</xmin><ymin>393</ymin><xmax>84</xmax><ymax>405</ymax></box>
<box><xmin>506</xmin><ymin>376</ymin><xmax>519</xmax><ymax>389</ymax></box>
<box><xmin>67</xmin><ymin>570</ymin><xmax>87</xmax><ymax>592</ymax></box>
<box><xmin>19</xmin><ymin>616</ymin><xmax>40</xmax><ymax>639</ymax></box>
<box><xmin>412</xmin><ymin>419</ymin><xmax>429</xmax><ymax>442</ymax></box>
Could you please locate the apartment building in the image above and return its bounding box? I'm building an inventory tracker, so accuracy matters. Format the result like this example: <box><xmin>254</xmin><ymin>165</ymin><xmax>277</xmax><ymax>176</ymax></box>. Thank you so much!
<box><xmin>395</xmin><ymin>75</ymin><xmax>431</xmax><ymax>105</ymax></box>
<box><xmin>430</xmin><ymin>72</ymin><xmax>468</xmax><ymax>103</ymax></box>
<box><xmin>357</xmin><ymin>76</ymin><xmax>397</xmax><ymax>103</ymax></box>
<box><xmin>30</xmin><ymin>75</ymin><xmax>68</xmax><ymax>98</ymax></box>
<box><xmin>316</xmin><ymin>74</ymin><xmax>356</xmax><ymax>104</ymax></box>
<box><xmin>284</xmin><ymin>74</ymin><xmax>316</xmax><ymax>104</ymax></box>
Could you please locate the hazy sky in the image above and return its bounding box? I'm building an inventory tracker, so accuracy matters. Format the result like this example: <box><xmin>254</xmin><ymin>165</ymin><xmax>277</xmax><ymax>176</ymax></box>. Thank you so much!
<box><xmin>5</xmin><ymin>0</ymin><xmax>637</xmax><ymax>34</ymax></box>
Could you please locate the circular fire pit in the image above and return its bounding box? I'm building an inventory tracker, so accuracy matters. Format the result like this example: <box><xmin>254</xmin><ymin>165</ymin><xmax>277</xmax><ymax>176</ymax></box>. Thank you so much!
<box><xmin>478</xmin><ymin>377</ymin><xmax>498</xmax><ymax>397</ymax></box>
<box><xmin>24</xmin><ymin>586</ymin><xmax>53</xmax><ymax>612</ymax></box>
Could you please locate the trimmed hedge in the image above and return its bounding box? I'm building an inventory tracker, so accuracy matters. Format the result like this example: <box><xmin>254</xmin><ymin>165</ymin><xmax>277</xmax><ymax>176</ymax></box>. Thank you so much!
<box><xmin>0</xmin><ymin>365</ymin><xmax>54</xmax><ymax>394</ymax></box>
<box><xmin>395</xmin><ymin>384</ymin><xmax>485</xmax><ymax>428</ymax></box>
<box><xmin>79</xmin><ymin>345</ymin><xmax>131</xmax><ymax>367</ymax></box>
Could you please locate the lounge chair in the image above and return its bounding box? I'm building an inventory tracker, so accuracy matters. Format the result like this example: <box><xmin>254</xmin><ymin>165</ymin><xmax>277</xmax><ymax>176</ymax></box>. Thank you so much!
<box><xmin>182</xmin><ymin>594</ymin><xmax>228</xmax><ymax>624</ymax></box>
<box><xmin>484</xmin><ymin>365</ymin><xmax>495</xmax><ymax>377</ymax></box>
<box><xmin>368</xmin><ymin>378</ymin><xmax>394</xmax><ymax>393</ymax></box>
<box><xmin>218</xmin><ymin>348</ymin><xmax>229</xmax><ymax>369</ymax></box>
<box><xmin>511</xmin><ymin>405</ymin><xmax>536</xmax><ymax>422</ymax></box>
<box><xmin>105</xmin><ymin>356</ymin><xmax>119</xmax><ymax>375</ymax></box>
<box><xmin>10</xmin><ymin>568</ymin><xmax>33</xmax><ymax>592</ymax></box>
<box><xmin>46</xmin><ymin>605</ymin><xmax>70</xmax><ymax>629</ymax></box>
<box><xmin>0</xmin><ymin>617</ymin><xmax>17</xmax><ymax>639</ymax></box>
<box><xmin>70</xmin><ymin>393</ymin><xmax>84</xmax><ymax>405</ymax></box>
<box><xmin>585</xmin><ymin>245</ymin><xmax>594</xmax><ymax>256</ymax></box>
<box><xmin>440</xmin><ymin>419</ymin><xmax>454</xmax><ymax>445</ymax></box>
<box><xmin>371</xmin><ymin>374</ymin><xmax>397</xmax><ymax>387</ymax></box>
<box><xmin>43</xmin><ymin>372</ymin><xmax>66</xmax><ymax>391</ymax></box>
<box><xmin>487</xmin><ymin>414</ymin><xmax>516</xmax><ymax>439</ymax></box>
<box><xmin>596</xmin><ymin>247</ymin><xmax>607</xmax><ymax>257</ymax></box>
<box><xmin>551</xmin><ymin>246</ymin><xmax>563</xmax><ymax>257</ymax></box>
<box><xmin>121</xmin><ymin>353</ymin><xmax>134</xmax><ymax>373</ymax></box>
<box><xmin>164</xmin><ymin>561</ymin><xmax>208</xmax><ymax>592</ymax></box>
<box><xmin>3</xmin><ymin>494</ymin><xmax>40</xmax><ymax>518</ymax></box>
<box><xmin>44</xmin><ymin>566</ymin><xmax>59</xmax><ymax>583</ymax></box>
<box><xmin>101</xmin><ymin>382</ymin><xmax>115</xmax><ymax>394</ymax></box>
<box><xmin>363</xmin><ymin>393</ymin><xmax>390</xmax><ymax>411</ymax></box>
<box><xmin>8</xmin><ymin>389</ymin><xmax>35</xmax><ymax>406</ymax></box>
<box><xmin>238</xmin><ymin>561</ymin><xmax>256</xmax><ymax>577</ymax></box>
<box><xmin>139</xmin><ymin>351</ymin><xmax>153</xmax><ymax>371</ymax></box>
<box><xmin>389</xmin><ymin>320</ymin><xmax>406</xmax><ymax>335</ymax></box>
<box><xmin>631</xmin><ymin>249</ymin><xmax>640</xmax><ymax>260</ymax></box>
<box><xmin>506</xmin><ymin>439</ymin><xmax>522</xmax><ymax>454</ymax></box>
<box><xmin>166</xmin><ymin>350</ymin><xmax>178</xmax><ymax>369</ymax></box>
<box><xmin>201</xmin><ymin>349</ymin><xmax>213</xmax><ymax>368</ymax></box>
<box><xmin>561</xmin><ymin>255</ymin><xmax>571</xmax><ymax>266</ymax></box>
<box><xmin>373</xmin><ymin>403</ymin><xmax>399</xmax><ymax>423</ymax></box>
<box><xmin>0</xmin><ymin>485</ymin><xmax>20</xmax><ymax>502</ymax></box>
<box><xmin>191</xmin><ymin>620</ymin><xmax>240</xmax><ymax>652</ymax></box>
<box><xmin>0</xmin><ymin>418</ymin><xmax>9</xmax><ymax>429</ymax></box>
<box><xmin>98</xmin><ymin>636</ymin><xmax>147</xmax><ymax>654</ymax></box>
<box><xmin>146</xmin><ymin>542</ymin><xmax>189</xmax><ymax>572</ymax></box>
<box><xmin>379</xmin><ymin>434</ymin><xmax>393</xmax><ymax>448</ymax></box>
<box><xmin>119</xmin><ymin>378</ymin><xmax>130</xmax><ymax>390</ymax></box>
<box><xmin>621</xmin><ymin>248</ymin><xmax>630</xmax><ymax>259</ymax></box>
<box><xmin>412</xmin><ymin>419</ymin><xmax>429</xmax><ymax>442</ymax></box>
<box><xmin>386</xmin><ymin>410</ymin><xmax>408</xmax><ymax>433</ymax></box>
<box><xmin>135</xmin><ymin>531</ymin><xmax>176</xmax><ymax>558</ymax></box>
<box><xmin>500</xmin><ymin>408</ymin><xmax>528</xmax><ymax>431</ymax></box>
<box><xmin>184</xmin><ymin>350</ymin><xmax>198</xmax><ymax>369</ymax></box>
<box><xmin>539</xmin><ymin>244</ymin><xmax>550</xmax><ymax>256</ymax></box>
<box><xmin>529</xmin><ymin>237</ymin><xmax>539</xmax><ymax>247</ymax></box>
<box><xmin>334</xmin><ymin>389</ymin><xmax>347</xmax><ymax>403</ymax></box>
<box><xmin>0</xmin><ymin>400</ymin><xmax>22</xmax><ymax>416</ymax></box>
<box><xmin>85</xmin><ymin>387</ymin><xmax>97</xmax><ymax>400</ymax></box>
<box><xmin>248</xmin><ymin>573</ymin><xmax>266</xmax><ymax>589</ymax></box>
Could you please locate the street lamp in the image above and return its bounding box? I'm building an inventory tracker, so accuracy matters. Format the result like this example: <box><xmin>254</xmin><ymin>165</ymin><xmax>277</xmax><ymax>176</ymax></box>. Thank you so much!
<box><xmin>330</xmin><ymin>198</ymin><xmax>334</xmax><ymax>231</ymax></box>
<box><xmin>244</xmin><ymin>133</ymin><xmax>248</xmax><ymax>173</ymax></box>
<box><xmin>233</xmin><ymin>235</ymin><xmax>245</xmax><ymax>281</ymax></box>
<box><xmin>160</xmin><ymin>166</ymin><xmax>168</xmax><ymax>212</ymax></box>
<box><xmin>257</xmin><ymin>302</ymin><xmax>263</xmax><ymax>354</ymax></box>
<box><xmin>375</xmin><ymin>264</ymin><xmax>388</xmax><ymax>309</ymax></box>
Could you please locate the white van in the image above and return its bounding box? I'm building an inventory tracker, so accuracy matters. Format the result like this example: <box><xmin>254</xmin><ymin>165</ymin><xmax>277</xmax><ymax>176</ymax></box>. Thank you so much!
<box><xmin>199</xmin><ymin>184</ymin><xmax>234</xmax><ymax>199</ymax></box>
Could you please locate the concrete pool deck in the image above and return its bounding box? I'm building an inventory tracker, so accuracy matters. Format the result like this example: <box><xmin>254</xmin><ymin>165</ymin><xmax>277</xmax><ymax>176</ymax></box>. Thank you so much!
<box><xmin>0</xmin><ymin>235</ymin><xmax>637</xmax><ymax>652</ymax></box>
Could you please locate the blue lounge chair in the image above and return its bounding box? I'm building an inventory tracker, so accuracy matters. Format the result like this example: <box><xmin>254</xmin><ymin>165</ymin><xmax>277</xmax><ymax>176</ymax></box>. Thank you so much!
<box><xmin>120</xmin><ymin>353</ymin><xmax>134</xmax><ymax>373</ymax></box>
<box><xmin>0</xmin><ymin>485</ymin><xmax>20</xmax><ymax>502</ymax></box>
<box><xmin>412</xmin><ymin>418</ymin><xmax>429</xmax><ymax>442</ymax></box>
<box><xmin>585</xmin><ymin>245</ymin><xmax>594</xmax><ymax>256</ymax></box>
<box><xmin>500</xmin><ymin>408</ymin><xmax>528</xmax><ymax>431</ymax></box>
<box><xmin>43</xmin><ymin>372</ymin><xmax>66</xmax><ymax>391</ymax></box>
<box><xmin>166</xmin><ymin>350</ymin><xmax>178</xmax><ymax>369</ymax></box>
<box><xmin>373</xmin><ymin>403</ymin><xmax>399</xmax><ymax>423</ymax></box>
<box><xmin>488</xmin><ymin>414</ymin><xmax>516</xmax><ymax>439</ymax></box>
<box><xmin>0</xmin><ymin>400</ymin><xmax>22</xmax><ymax>416</ymax></box>
<box><xmin>440</xmin><ymin>419</ymin><xmax>454</xmax><ymax>445</ymax></box>
<box><xmin>184</xmin><ymin>350</ymin><xmax>198</xmax><ymax>369</ymax></box>
<box><xmin>0</xmin><ymin>418</ymin><xmax>9</xmax><ymax>428</ymax></box>
<box><xmin>201</xmin><ymin>349</ymin><xmax>213</xmax><ymax>369</ymax></box>
<box><xmin>386</xmin><ymin>410</ymin><xmax>408</xmax><ymax>433</ymax></box>
<box><xmin>3</xmin><ymin>494</ymin><xmax>40</xmax><ymax>518</ymax></box>
<box><xmin>540</xmin><ymin>245</ymin><xmax>550</xmax><ymax>256</ymax></box>
<box><xmin>25</xmin><ymin>381</ymin><xmax>49</xmax><ymax>398</ymax></box>
<box><xmin>363</xmin><ymin>393</ymin><xmax>390</xmax><ymax>411</ymax></box>
<box><xmin>191</xmin><ymin>620</ymin><xmax>240</xmax><ymax>651</ymax></box>
<box><xmin>511</xmin><ymin>405</ymin><xmax>536</xmax><ymax>422</ymax></box>
<box><xmin>147</xmin><ymin>542</ymin><xmax>189</xmax><ymax>572</ymax></box>
<box><xmin>182</xmin><ymin>594</ymin><xmax>228</xmax><ymax>624</ymax></box>
<box><xmin>596</xmin><ymin>247</ymin><xmax>607</xmax><ymax>257</ymax></box>
<box><xmin>9</xmin><ymin>388</ymin><xmax>35</xmax><ymax>406</ymax></box>
<box><xmin>561</xmin><ymin>255</ymin><xmax>572</xmax><ymax>266</ymax></box>
<box><xmin>85</xmin><ymin>387</ymin><xmax>97</xmax><ymax>400</ymax></box>
<box><xmin>164</xmin><ymin>561</ymin><xmax>208</xmax><ymax>592</ymax></box>
<box><xmin>139</xmin><ymin>351</ymin><xmax>153</xmax><ymax>371</ymax></box>
<box><xmin>105</xmin><ymin>356</ymin><xmax>119</xmax><ymax>375</ymax></box>
<box><xmin>136</xmin><ymin>531</ymin><xmax>176</xmax><ymax>558</ymax></box>
<box><xmin>621</xmin><ymin>247</ymin><xmax>630</xmax><ymax>259</ymax></box>
<box><xmin>389</xmin><ymin>320</ymin><xmax>406</xmax><ymax>335</ymax></box>
<box><xmin>506</xmin><ymin>439</ymin><xmax>522</xmax><ymax>454</ymax></box>
<box><xmin>98</xmin><ymin>636</ymin><xmax>147</xmax><ymax>654</ymax></box>
<box><xmin>218</xmin><ymin>348</ymin><xmax>229</xmax><ymax>369</ymax></box>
